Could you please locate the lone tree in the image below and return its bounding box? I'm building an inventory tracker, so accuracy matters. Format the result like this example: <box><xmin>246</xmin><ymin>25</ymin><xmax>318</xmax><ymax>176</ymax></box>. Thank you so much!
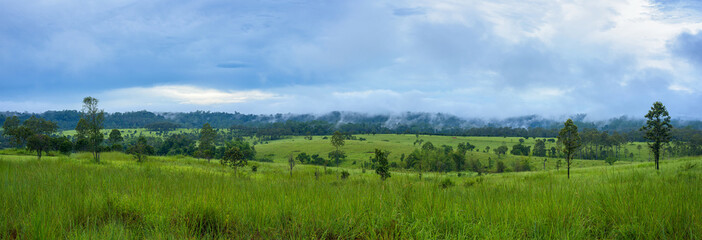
<box><xmin>288</xmin><ymin>153</ymin><xmax>295</xmax><ymax>177</ymax></box>
<box><xmin>198</xmin><ymin>123</ymin><xmax>217</xmax><ymax>162</ymax></box>
<box><xmin>640</xmin><ymin>101</ymin><xmax>672</xmax><ymax>170</ymax></box>
<box><xmin>220</xmin><ymin>140</ymin><xmax>254</xmax><ymax>175</ymax></box>
<box><xmin>558</xmin><ymin>119</ymin><xmax>581</xmax><ymax>179</ymax></box>
<box><xmin>108</xmin><ymin>129</ymin><xmax>124</xmax><ymax>151</ymax></box>
<box><xmin>330</xmin><ymin>131</ymin><xmax>345</xmax><ymax>166</ymax></box>
<box><xmin>77</xmin><ymin>97</ymin><xmax>104</xmax><ymax>163</ymax></box>
<box><xmin>128</xmin><ymin>136</ymin><xmax>154</xmax><ymax>163</ymax></box>
<box><xmin>493</xmin><ymin>145</ymin><xmax>508</xmax><ymax>158</ymax></box>
<box><xmin>23</xmin><ymin>116</ymin><xmax>58</xmax><ymax>160</ymax></box>
<box><xmin>374</xmin><ymin>149</ymin><xmax>391</xmax><ymax>180</ymax></box>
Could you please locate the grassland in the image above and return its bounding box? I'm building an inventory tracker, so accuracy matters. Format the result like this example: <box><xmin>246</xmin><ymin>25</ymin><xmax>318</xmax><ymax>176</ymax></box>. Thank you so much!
<box><xmin>59</xmin><ymin>129</ymin><xmax>657</xmax><ymax>169</ymax></box>
<box><xmin>254</xmin><ymin>134</ymin><xmax>654</xmax><ymax>170</ymax></box>
<box><xmin>1</xmin><ymin>149</ymin><xmax>701</xmax><ymax>239</ymax></box>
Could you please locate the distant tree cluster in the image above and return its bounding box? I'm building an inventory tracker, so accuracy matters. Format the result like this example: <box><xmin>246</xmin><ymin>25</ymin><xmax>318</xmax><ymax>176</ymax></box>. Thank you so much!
<box><xmin>0</xmin><ymin>98</ymin><xmax>698</xmax><ymax>181</ymax></box>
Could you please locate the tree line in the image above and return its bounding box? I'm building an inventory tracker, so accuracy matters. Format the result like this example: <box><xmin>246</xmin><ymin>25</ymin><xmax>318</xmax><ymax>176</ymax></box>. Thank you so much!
<box><xmin>2</xmin><ymin>110</ymin><xmax>702</xmax><ymax>140</ymax></box>
<box><xmin>0</xmin><ymin>99</ymin><xmax>696</xmax><ymax>181</ymax></box>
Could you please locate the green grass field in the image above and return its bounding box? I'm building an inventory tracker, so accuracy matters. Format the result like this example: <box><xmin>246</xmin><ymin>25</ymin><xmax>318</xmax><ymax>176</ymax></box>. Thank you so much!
<box><xmin>1</xmin><ymin>149</ymin><xmax>700</xmax><ymax>239</ymax></box>
<box><xmin>253</xmin><ymin>134</ymin><xmax>654</xmax><ymax>170</ymax></box>
<box><xmin>59</xmin><ymin>129</ymin><xmax>657</xmax><ymax>168</ymax></box>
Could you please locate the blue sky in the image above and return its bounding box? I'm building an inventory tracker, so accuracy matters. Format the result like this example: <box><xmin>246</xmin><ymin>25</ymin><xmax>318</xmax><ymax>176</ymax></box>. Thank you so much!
<box><xmin>1</xmin><ymin>0</ymin><xmax>702</xmax><ymax>119</ymax></box>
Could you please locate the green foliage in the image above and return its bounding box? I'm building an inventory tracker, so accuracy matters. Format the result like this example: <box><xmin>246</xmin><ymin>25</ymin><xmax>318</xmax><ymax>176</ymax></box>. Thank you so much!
<box><xmin>108</xmin><ymin>129</ymin><xmax>124</xmax><ymax>151</ymax></box>
<box><xmin>26</xmin><ymin>134</ymin><xmax>51</xmax><ymax>160</ymax></box>
<box><xmin>296</xmin><ymin>152</ymin><xmax>311</xmax><ymax>164</ymax></box>
<box><xmin>330</xmin><ymin>131</ymin><xmax>345</xmax><ymax>150</ymax></box>
<box><xmin>340</xmin><ymin>170</ymin><xmax>350</xmax><ymax>179</ymax></box>
<box><xmin>374</xmin><ymin>149</ymin><xmax>390</xmax><ymax>180</ymax></box>
<box><xmin>510</xmin><ymin>143</ymin><xmax>531</xmax><ymax>156</ymax></box>
<box><xmin>108</xmin><ymin>129</ymin><xmax>123</xmax><ymax>145</ymax></box>
<box><xmin>558</xmin><ymin>119</ymin><xmax>581</xmax><ymax>179</ymax></box>
<box><xmin>327</xmin><ymin>150</ymin><xmax>346</xmax><ymax>166</ymax></box>
<box><xmin>605</xmin><ymin>156</ymin><xmax>617</xmax><ymax>165</ymax></box>
<box><xmin>439</xmin><ymin>178</ymin><xmax>454</xmax><ymax>188</ymax></box>
<box><xmin>330</xmin><ymin>131</ymin><xmax>346</xmax><ymax>166</ymax></box>
<box><xmin>78</xmin><ymin>97</ymin><xmax>105</xmax><ymax>162</ymax></box>
<box><xmin>468</xmin><ymin>158</ymin><xmax>483</xmax><ymax>174</ymax></box>
<box><xmin>220</xmin><ymin>140</ymin><xmax>255</xmax><ymax>170</ymax></box>
<box><xmin>457</xmin><ymin>142</ymin><xmax>475</xmax><ymax>154</ymax></box>
<box><xmin>52</xmin><ymin>136</ymin><xmax>73</xmax><ymax>155</ymax></box>
<box><xmin>494</xmin><ymin>145</ymin><xmax>508</xmax><ymax>157</ymax></box>
<box><xmin>3</xmin><ymin>116</ymin><xmax>58</xmax><ymax>149</ymax></box>
<box><xmin>128</xmin><ymin>136</ymin><xmax>154</xmax><ymax>163</ymax></box>
<box><xmin>158</xmin><ymin>134</ymin><xmax>196</xmax><ymax>156</ymax></box>
<box><xmin>495</xmin><ymin>160</ymin><xmax>506</xmax><ymax>173</ymax></box>
<box><xmin>641</xmin><ymin>101</ymin><xmax>673</xmax><ymax>170</ymax></box>
<box><xmin>198</xmin><ymin>123</ymin><xmax>217</xmax><ymax>161</ymax></box>
<box><xmin>513</xmin><ymin>158</ymin><xmax>531</xmax><ymax>172</ymax></box>
<box><xmin>532</xmin><ymin>139</ymin><xmax>547</xmax><ymax>157</ymax></box>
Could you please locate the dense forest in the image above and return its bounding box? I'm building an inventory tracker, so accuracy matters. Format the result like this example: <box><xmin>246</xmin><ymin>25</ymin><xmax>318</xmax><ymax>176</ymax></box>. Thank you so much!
<box><xmin>2</xmin><ymin>110</ymin><xmax>702</xmax><ymax>138</ymax></box>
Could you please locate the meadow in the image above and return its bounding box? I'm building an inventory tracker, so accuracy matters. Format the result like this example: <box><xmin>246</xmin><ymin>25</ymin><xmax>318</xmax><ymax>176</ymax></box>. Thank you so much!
<box><xmin>1</xmin><ymin>147</ymin><xmax>700</xmax><ymax>239</ymax></box>
<box><xmin>253</xmin><ymin>134</ymin><xmax>653</xmax><ymax>170</ymax></box>
<box><xmin>61</xmin><ymin>129</ymin><xmax>655</xmax><ymax>170</ymax></box>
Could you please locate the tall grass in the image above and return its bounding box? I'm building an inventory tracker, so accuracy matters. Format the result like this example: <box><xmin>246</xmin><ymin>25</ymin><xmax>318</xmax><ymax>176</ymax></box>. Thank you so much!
<box><xmin>1</xmin><ymin>153</ymin><xmax>700</xmax><ymax>239</ymax></box>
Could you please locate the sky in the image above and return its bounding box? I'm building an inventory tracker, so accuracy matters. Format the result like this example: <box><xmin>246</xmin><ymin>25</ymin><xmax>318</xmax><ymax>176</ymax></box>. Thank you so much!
<box><xmin>1</xmin><ymin>0</ymin><xmax>702</xmax><ymax>120</ymax></box>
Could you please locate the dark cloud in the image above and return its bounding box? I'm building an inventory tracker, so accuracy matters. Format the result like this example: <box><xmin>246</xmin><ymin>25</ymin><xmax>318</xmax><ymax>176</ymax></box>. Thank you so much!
<box><xmin>0</xmin><ymin>0</ymin><xmax>700</xmax><ymax>119</ymax></box>
<box><xmin>670</xmin><ymin>31</ymin><xmax>702</xmax><ymax>65</ymax></box>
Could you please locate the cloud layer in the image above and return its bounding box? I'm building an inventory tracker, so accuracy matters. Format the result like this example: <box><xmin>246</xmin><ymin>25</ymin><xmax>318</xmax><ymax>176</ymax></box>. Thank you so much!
<box><xmin>1</xmin><ymin>0</ymin><xmax>701</xmax><ymax>119</ymax></box>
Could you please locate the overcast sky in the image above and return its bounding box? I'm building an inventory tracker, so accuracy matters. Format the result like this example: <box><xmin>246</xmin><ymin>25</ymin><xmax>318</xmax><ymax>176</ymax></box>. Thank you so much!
<box><xmin>1</xmin><ymin>0</ymin><xmax>701</xmax><ymax>120</ymax></box>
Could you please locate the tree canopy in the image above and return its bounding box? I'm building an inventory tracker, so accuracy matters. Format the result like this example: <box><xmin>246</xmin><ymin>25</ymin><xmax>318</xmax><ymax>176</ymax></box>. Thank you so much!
<box><xmin>641</xmin><ymin>101</ymin><xmax>672</xmax><ymax>170</ymax></box>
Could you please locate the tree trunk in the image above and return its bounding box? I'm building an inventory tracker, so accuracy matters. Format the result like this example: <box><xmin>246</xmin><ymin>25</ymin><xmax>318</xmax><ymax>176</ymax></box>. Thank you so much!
<box><xmin>566</xmin><ymin>156</ymin><xmax>571</xmax><ymax>179</ymax></box>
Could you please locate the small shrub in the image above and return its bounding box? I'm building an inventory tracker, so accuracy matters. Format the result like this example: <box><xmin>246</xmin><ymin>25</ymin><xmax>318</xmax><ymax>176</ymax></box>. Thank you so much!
<box><xmin>464</xmin><ymin>177</ymin><xmax>484</xmax><ymax>187</ymax></box>
<box><xmin>605</xmin><ymin>156</ymin><xmax>617</xmax><ymax>165</ymax></box>
<box><xmin>340</xmin><ymin>171</ymin><xmax>350</xmax><ymax>179</ymax></box>
<box><xmin>495</xmin><ymin>161</ymin><xmax>507</xmax><ymax>173</ymax></box>
<box><xmin>440</xmin><ymin>178</ymin><xmax>454</xmax><ymax>189</ymax></box>
<box><xmin>251</xmin><ymin>165</ymin><xmax>258</xmax><ymax>172</ymax></box>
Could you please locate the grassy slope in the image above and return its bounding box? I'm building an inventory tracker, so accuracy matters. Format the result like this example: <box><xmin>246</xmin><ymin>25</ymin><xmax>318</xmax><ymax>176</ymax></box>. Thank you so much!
<box><xmin>1</xmin><ymin>152</ymin><xmax>700</xmax><ymax>239</ymax></box>
<box><xmin>254</xmin><ymin>134</ymin><xmax>653</xmax><ymax>170</ymax></box>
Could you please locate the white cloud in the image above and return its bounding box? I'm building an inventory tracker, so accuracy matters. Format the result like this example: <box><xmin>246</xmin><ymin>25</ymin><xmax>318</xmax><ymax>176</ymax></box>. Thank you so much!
<box><xmin>2</xmin><ymin>0</ymin><xmax>702</xmax><ymax>119</ymax></box>
<box><xmin>104</xmin><ymin>85</ymin><xmax>277</xmax><ymax>106</ymax></box>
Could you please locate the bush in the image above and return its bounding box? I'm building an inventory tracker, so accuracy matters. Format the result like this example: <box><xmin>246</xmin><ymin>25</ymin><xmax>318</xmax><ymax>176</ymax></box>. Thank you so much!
<box><xmin>251</xmin><ymin>165</ymin><xmax>258</xmax><ymax>172</ymax></box>
<box><xmin>513</xmin><ymin>158</ymin><xmax>531</xmax><ymax>172</ymax></box>
<box><xmin>440</xmin><ymin>178</ymin><xmax>454</xmax><ymax>189</ymax></box>
<box><xmin>340</xmin><ymin>171</ymin><xmax>350</xmax><ymax>179</ymax></box>
<box><xmin>605</xmin><ymin>156</ymin><xmax>617</xmax><ymax>165</ymax></box>
<box><xmin>495</xmin><ymin>161</ymin><xmax>507</xmax><ymax>173</ymax></box>
<box><xmin>464</xmin><ymin>177</ymin><xmax>484</xmax><ymax>187</ymax></box>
